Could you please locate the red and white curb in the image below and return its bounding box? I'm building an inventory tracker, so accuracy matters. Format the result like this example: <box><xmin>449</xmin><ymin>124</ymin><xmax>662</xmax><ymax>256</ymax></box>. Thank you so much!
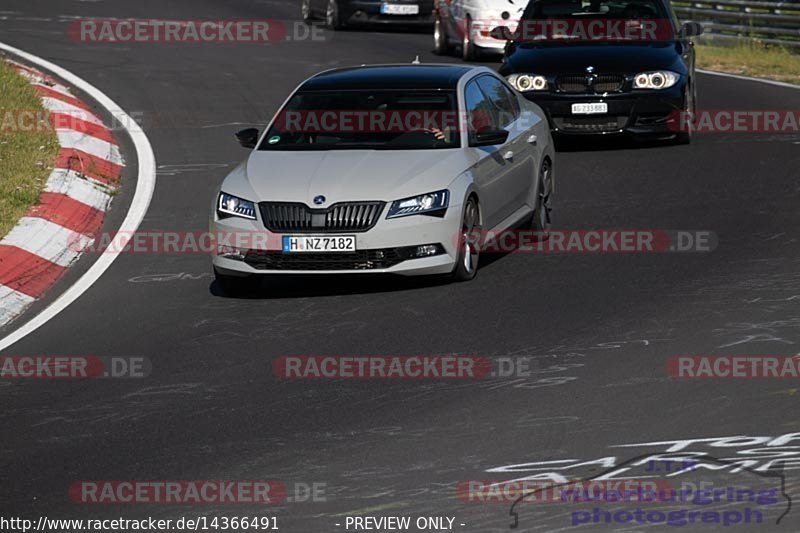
<box><xmin>0</xmin><ymin>42</ymin><xmax>154</xmax><ymax>352</ymax></box>
<box><xmin>0</xmin><ymin>59</ymin><xmax>123</xmax><ymax>327</ymax></box>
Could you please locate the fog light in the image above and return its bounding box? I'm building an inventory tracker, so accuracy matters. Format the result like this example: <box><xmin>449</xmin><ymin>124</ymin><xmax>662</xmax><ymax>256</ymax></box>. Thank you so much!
<box><xmin>414</xmin><ymin>245</ymin><xmax>439</xmax><ymax>257</ymax></box>
<box><xmin>217</xmin><ymin>245</ymin><xmax>246</xmax><ymax>260</ymax></box>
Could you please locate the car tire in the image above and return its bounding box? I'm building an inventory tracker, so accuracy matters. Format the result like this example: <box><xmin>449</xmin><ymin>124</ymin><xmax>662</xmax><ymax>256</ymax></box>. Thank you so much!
<box><xmin>461</xmin><ymin>17</ymin><xmax>477</xmax><ymax>61</ymax></box>
<box><xmin>214</xmin><ymin>267</ymin><xmax>259</xmax><ymax>295</ymax></box>
<box><xmin>433</xmin><ymin>12</ymin><xmax>451</xmax><ymax>55</ymax></box>
<box><xmin>325</xmin><ymin>0</ymin><xmax>344</xmax><ymax>30</ymax></box>
<box><xmin>522</xmin><ymin>159</ymin><xmax>553</xmax><ymax>238</ymax></box>
<box><xmin>301</xmin><ymin>0</ymin><xmax>314</xmax><ymax>23</ymax></box>
<box><xmin>532</xmin><ymin>158</ymin><xmax>553</xmax><ymax>234</ymax></box>
<box><xmin>451</xmin><ymin>196</ymin><xmax>481</xmax><ymax>282</ymax></box>
<box><xmin>675</xmin><ymin>81</ymin><xmax>696</xmax><ymax>145</ymax></box>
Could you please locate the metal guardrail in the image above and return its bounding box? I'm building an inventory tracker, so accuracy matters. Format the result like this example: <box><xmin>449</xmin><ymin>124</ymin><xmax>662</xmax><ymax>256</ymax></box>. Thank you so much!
<box><xmin>674</xmin><ymin>0</ymin><xmax>800</xmax><ymax>48</ymax></box>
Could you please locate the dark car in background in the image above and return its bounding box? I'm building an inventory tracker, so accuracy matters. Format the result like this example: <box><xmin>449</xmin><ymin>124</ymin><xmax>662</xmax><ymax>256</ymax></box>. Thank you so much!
<box><xmin>303</xmin><ymin>0</ymin><xmax>435</xmax><ymax>29</ymax></box>
<box><xmin>497</xmin><ymin>0</ymin><xmax>703</xmax><ymax>143</ymax></box>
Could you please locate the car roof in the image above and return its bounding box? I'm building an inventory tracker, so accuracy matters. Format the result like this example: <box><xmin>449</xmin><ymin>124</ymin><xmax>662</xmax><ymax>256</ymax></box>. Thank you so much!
<box><xmin>299</xmin><ymin>64</ymin><xmax>480</xmax><ymax>91</ymax></box>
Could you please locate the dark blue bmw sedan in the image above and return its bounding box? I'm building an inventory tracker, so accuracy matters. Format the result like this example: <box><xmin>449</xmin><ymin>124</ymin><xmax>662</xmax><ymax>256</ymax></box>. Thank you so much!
<box><xmin>496</xmin><ymin>0</ymin><xmax>704</xmax><ymax>143</ymax></box>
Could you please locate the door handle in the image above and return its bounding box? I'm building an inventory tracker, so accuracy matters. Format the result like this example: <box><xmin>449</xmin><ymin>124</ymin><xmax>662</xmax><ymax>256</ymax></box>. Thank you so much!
<box><xmin>527</xmin><ymin>134</ymin><xmax>538</xmax><ymax>145</ymax></box>
<box><xmin>503</xmin><ymin>150</ymin><xmax>514</xmax><ymax>161</ymax></box>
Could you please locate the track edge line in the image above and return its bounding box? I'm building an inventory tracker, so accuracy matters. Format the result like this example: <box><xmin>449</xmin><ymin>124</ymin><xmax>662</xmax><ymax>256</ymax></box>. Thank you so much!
<box><xmin>697</xmin><ymin>68</ymin><xmax>800</xmax><ymax>90</ymax></box>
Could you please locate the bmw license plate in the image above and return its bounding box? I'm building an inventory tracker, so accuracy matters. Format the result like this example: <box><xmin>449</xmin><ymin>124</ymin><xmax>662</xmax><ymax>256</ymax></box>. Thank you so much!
<box><xmin>282</xmin><ymin>235</ymin><xmax>356</xmax><ymax>253</ymax></box>
<box><xmin>571</xmin><ymin>103</ymin><xmax>608</xmax><ymax>115</ymax></box>
<box><xmin>381</xmin><ymin>3</ymin><xmax>420</xmax><ymax>14</ymax></box>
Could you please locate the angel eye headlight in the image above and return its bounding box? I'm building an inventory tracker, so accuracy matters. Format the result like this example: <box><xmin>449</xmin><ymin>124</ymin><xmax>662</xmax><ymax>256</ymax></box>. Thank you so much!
<box><xmin>633</xmin><ymin>71</ymin><xmax>679</xmax><ymax>90</ymax></box>
<box><xmin>507</xmin><ymin>74</ymin><xmax>548</xmax><ymax>92</ymax></box>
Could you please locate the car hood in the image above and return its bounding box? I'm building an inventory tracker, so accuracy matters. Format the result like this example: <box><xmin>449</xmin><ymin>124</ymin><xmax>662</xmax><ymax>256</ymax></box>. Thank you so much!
<box><xmin>502</xmin><ymin>41</ymin><xmax>685</xmax><ymax>76</ymax></box>
<box><xmin>239</xmin><ymin>149</ymin><xmax>470</xmax><ymax>205</ymax></box>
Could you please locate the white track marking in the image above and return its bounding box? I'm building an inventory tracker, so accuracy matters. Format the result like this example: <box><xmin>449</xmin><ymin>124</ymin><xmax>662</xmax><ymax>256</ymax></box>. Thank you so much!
<box><xmin>40</xmin><ymin>97</ymin><xmax>104</xmax><ymax>125</ymax></box>
<box><xmin>0</xmin><ymin>41</ymin><xmax>156</xmax><ymax>350</ymax></box>
<box><xmin>1</xmin><ymin>218</ymin><xmax>88</xmax><ymax>267</ymax></box>
<box><xmin>55</xmin><ymin>130</ymin><xmax>124</xmax><ymax>165</ymax></box>
<box><xmin>44</xmin><ymin>168</ymin><xmax>112</xmax><ymax>211</ymax></box>
<box><xmin>0</xmin><ymin>286</ymin><xmax>35</xmax><ymax>326</ymax></box>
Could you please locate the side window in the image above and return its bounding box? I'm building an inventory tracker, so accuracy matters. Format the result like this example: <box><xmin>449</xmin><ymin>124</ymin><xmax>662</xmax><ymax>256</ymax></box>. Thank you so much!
<box><xmin>464</xmin><ymin>80</ymin><xmax>499</xmax><ymax>146</ymax></box>
<box><xmin>476</xmin><ymin>76</ymin><xmax>520</xmax><ymax>127</ymax></box>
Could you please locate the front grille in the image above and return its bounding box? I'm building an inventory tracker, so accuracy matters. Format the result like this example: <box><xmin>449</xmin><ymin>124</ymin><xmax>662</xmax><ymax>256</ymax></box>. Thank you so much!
<box><xmin>556</xmin><ymin>75</ymin><xmax>625</xmax><ymax>94</ymax></box>
<box><xmin>244</xmin><ymin>248</ymin><xmax>405</xmax><ymax>271</ymax></box>
<box><xmin>259</xmin><ymin>201</ymin><xmax>385</xmax><ymax>233</ymax></box>
<box><xmin>557</xmin><ymin>76</ymin><xmax>588</xmax><ymax>93</ymax></box>
<box><xmin>553</xmin><ymin>116</ymin><xmax>627</xmax><ymax>133</ymax></box>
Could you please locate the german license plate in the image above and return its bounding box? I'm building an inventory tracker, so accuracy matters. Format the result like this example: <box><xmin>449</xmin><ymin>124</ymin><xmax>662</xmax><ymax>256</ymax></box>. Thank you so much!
<box><xmin>381</xmin><ymin>4</ymin><xmax>420</xmax><ymax>14</ymax></box>
<box><xmin>571</xmin><ymin>102</ymin><xmax>608</xmax><ymax>115</ymax></box>
<box><xmin>282</xmin><ymin>235</ymin><xmax>356</xmax><ymax>253</ymax></box>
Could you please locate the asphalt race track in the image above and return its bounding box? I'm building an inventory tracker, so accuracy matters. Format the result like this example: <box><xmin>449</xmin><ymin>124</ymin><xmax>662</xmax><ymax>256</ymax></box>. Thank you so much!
<box><xmin>1</xmin><ymin>0</ymin><xmax>800</xmax><ymax>531</ymax></box>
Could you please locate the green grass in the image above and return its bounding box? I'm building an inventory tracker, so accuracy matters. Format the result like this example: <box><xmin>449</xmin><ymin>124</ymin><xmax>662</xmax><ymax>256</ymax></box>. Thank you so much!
<box><xmin>0</xmin><ymin>59</ymin><xmax>60</xmax><ymax>239</ymax></box>
<box><xmin>696</xmin><ymin>42</ymin><xmax>800</xmax><ymax>85</ymax></box>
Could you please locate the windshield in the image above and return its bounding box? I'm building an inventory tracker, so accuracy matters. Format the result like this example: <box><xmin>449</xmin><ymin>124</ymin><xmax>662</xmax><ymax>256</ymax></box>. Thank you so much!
<box><xmin>517</xmin><ymin>0</ymin><xmax>674</xmax><ymax>41</ymax></box>
<box><xmin>259</xmin><ymin>90</ymin><xmax>460</xmax><ymax>151</ymax></box>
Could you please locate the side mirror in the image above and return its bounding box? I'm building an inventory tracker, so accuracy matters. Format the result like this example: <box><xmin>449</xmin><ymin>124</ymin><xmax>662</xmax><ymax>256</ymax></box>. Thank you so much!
<box><xmin>472</xmin><ymin>129</ymin><xmax>510</xmax><ymax>147</ymax></box>
<box><xmin>490</xmin><ymin>26</ymin><xmax>514</xmax><ymax>41</ymax></box>
<box><xmin>680</xmin><ymin>22</ymin><xmax>704</xmax><ymax>38</ymax></box>
<box><xmin>235</xmin><ymin>128</ymin><xmax>260</xmax><ymax>149</ymax></box>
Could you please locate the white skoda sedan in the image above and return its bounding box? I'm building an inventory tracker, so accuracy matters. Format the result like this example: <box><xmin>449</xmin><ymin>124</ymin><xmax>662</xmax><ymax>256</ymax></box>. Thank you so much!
<box><xmin>210</xmin><ymin>64</ymin><xmax>554</xmax><ymax>290</ymax></box>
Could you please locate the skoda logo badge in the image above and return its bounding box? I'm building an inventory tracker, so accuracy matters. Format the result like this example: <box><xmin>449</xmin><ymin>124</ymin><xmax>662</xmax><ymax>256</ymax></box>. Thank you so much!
<box><xmin>313</xmin><ymin>195</ymin><xmax>326</xmax><ymax>205</ymax></box>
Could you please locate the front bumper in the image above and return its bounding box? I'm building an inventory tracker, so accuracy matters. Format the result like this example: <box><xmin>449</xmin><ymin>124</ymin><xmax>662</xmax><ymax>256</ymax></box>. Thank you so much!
<box><xmin>210</xmin><ymin>202</ymin><xmax>462</xmax><ymax>276</ymax></box>
<box><xmin>341</xmin><ymin>0</ymin><xmax>435</xmax><ymax>25</ymax></box>
<box><xmin>467</xmin><ymin>18</ymin><xmax>516</xmax><ymax>50</ymax></box>
<box><xmin>473</xmin><ymin>32</ymin><xmax>510</xmax><ymax>51</ymax></box>
<box><xmin>437</xmin><ymin>8</ymin><xmax>513</xmax><ymax>50</ymax></box>
<box><xmin>519</xmin><ymin>84</ymin><xmax>687</xmax><ymax>136</ymax></box>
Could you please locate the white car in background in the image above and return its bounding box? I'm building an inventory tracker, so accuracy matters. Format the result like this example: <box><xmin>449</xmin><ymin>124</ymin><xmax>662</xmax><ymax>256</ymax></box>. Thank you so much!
<box><xmin>434</xmin><ymin>0</ymin><xmax>524</xmax><ymax>60</ymax></box>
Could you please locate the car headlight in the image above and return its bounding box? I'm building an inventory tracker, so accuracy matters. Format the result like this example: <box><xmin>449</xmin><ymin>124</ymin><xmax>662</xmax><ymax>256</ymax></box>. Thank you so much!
<box><xmin>633</xmin><ymin>71</ymin><xmax>680</xmax><ymax>90</ymax></box>
<box><xmin>506</xmin><ymin>74</ymin><xmax>548</xmax><ymax>92</ymax></box>
<box><xmin>386</xmin><ymin>190</ymin><xmax>449</xmax><ymax>219</ymax></box>
<box><xmin>217</xmin><ymin>192</ymin><xmax>257</xmax><ymax>220</ymax></box>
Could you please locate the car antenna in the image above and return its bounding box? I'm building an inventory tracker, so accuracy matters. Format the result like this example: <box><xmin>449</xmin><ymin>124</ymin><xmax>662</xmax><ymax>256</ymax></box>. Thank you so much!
<box><xmin>412</xmin><ymin>55</ymin><xmax>421</xmax><ymax>64</ymax></box>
